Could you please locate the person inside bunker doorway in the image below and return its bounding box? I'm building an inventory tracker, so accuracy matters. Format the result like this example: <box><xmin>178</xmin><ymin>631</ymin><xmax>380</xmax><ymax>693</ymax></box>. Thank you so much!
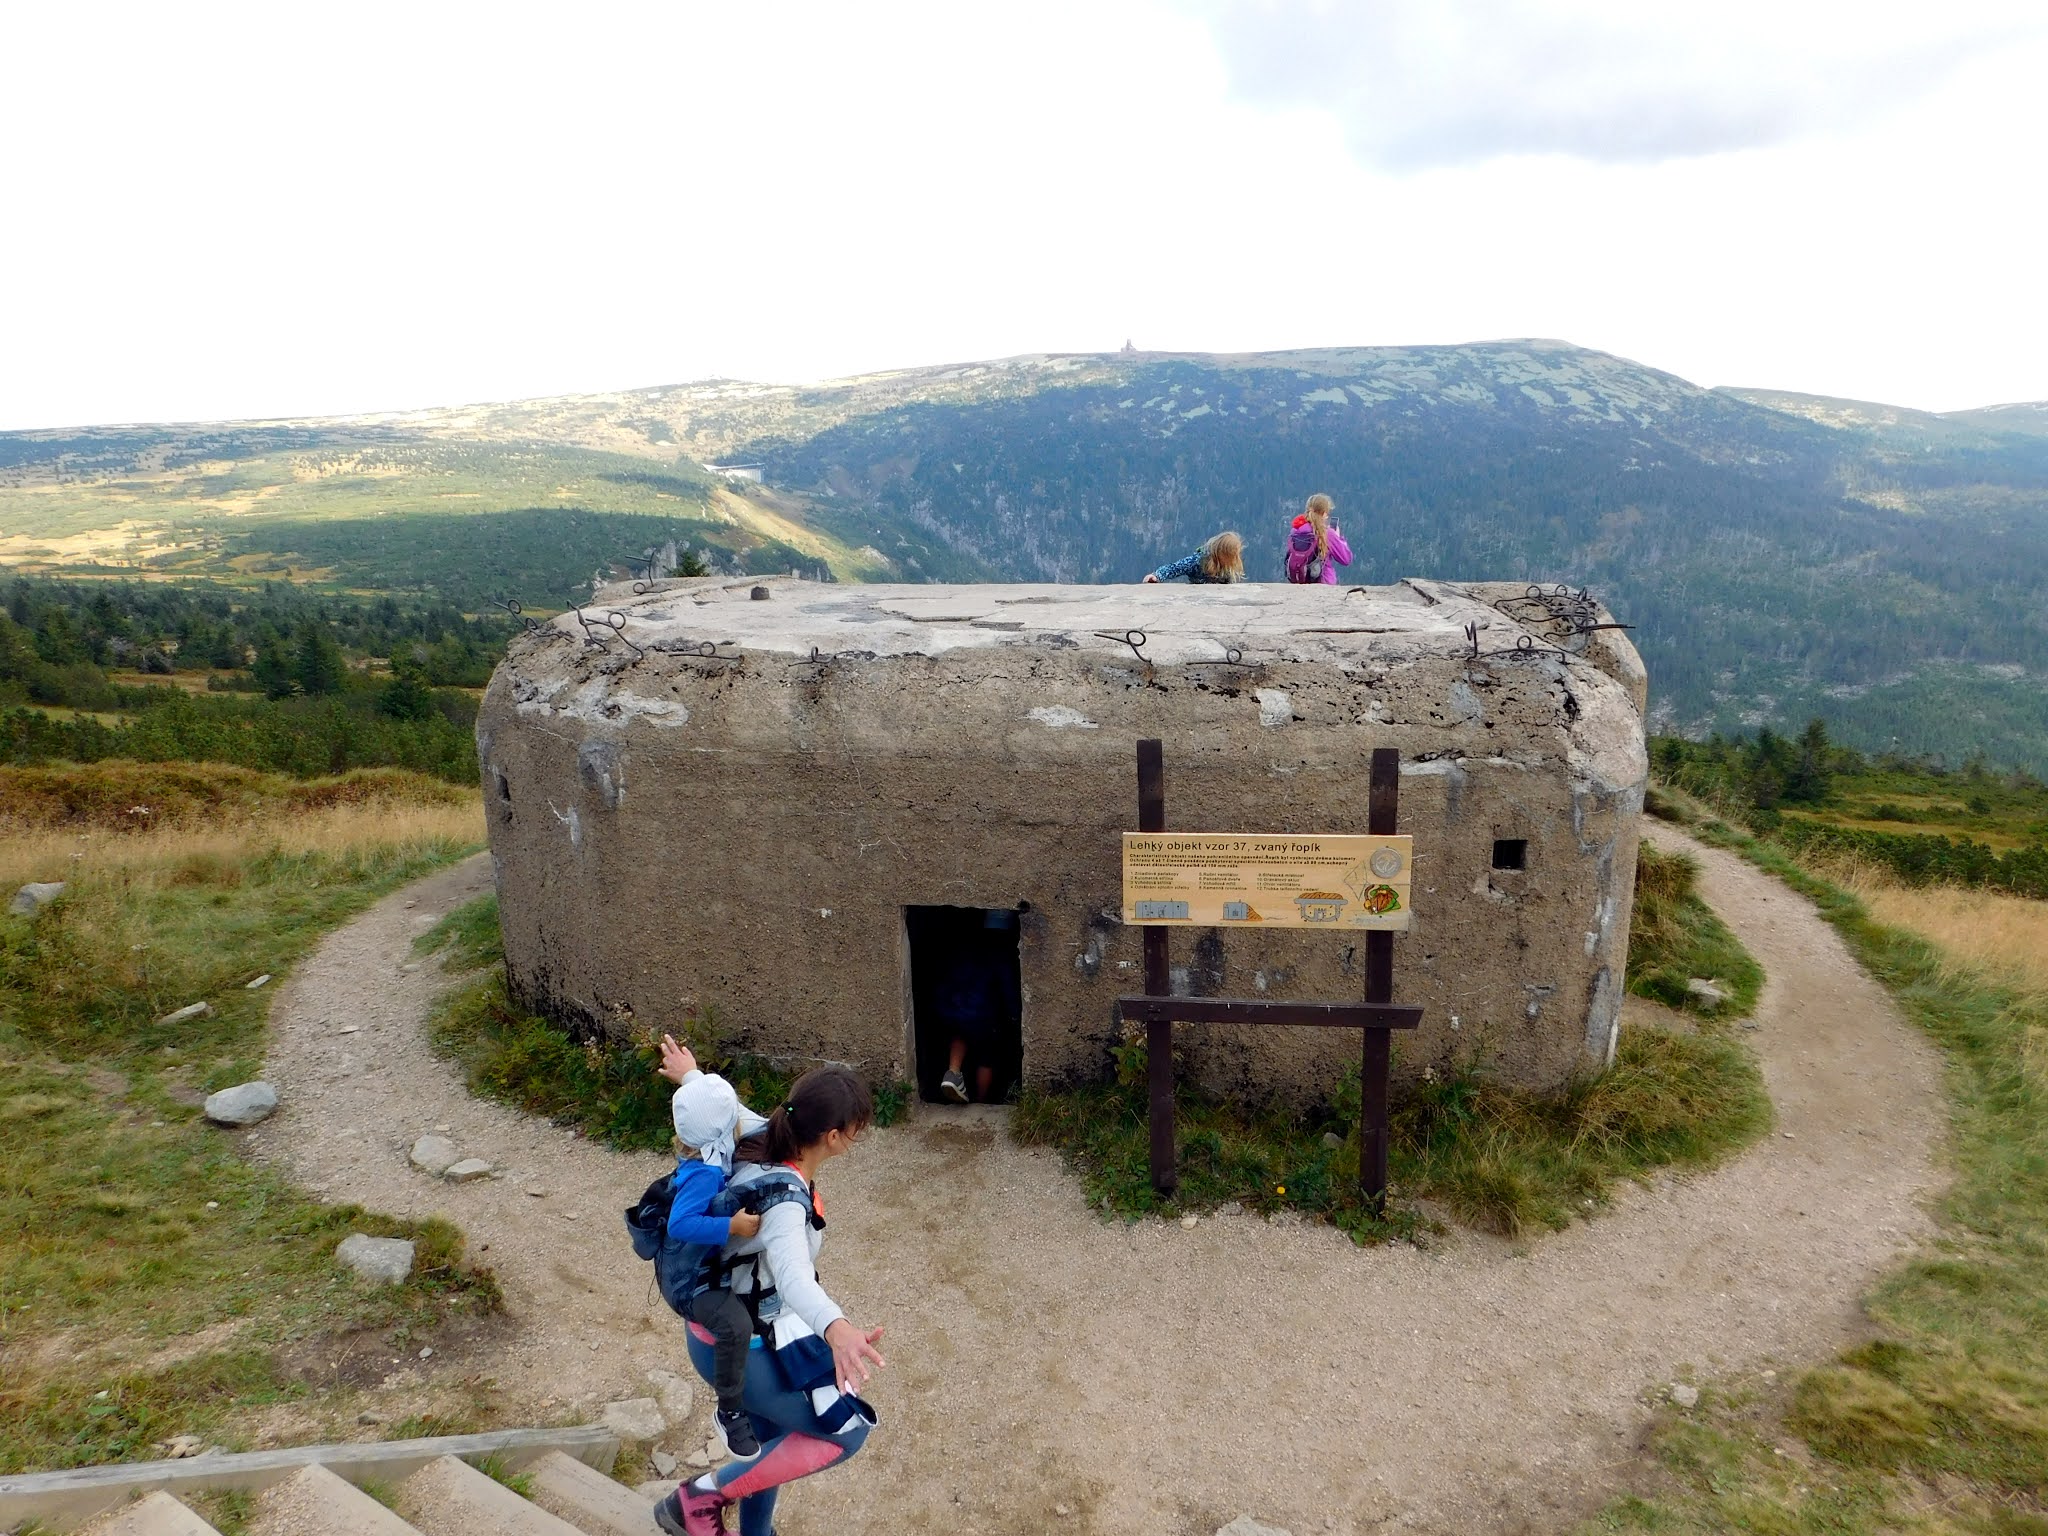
<box><xmin>937</xmin><ymin>912</ymin><xmax>1022</xmax><ymax>1102</ymax></box>
<box><xmin>654</xmin><ymin>1064</ymin><xmax>886</xmax><ymax>1536</ymax></box>
<box><xmin>1143</xmin><ymin>529</ymin><xmax>1245</xmax><ymax>583</ymax></box>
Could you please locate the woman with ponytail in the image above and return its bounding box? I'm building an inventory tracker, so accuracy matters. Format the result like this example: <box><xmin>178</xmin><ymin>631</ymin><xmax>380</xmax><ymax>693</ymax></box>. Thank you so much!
<box><xmin>654</xmin><ymin>1062</ymin><xmax>885</xmax><ymax>1536</ymax></box>
<box><xmin>1284</xmin><ymin>493</ymin><xmax>1352</xmax><ymax>584</ymax></box>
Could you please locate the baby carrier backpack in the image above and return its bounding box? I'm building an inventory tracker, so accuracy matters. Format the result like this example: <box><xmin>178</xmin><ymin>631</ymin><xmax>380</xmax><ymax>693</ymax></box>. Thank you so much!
<box><xmin>624</xmin><ymin>1165</ymin><xmax>876</xmax><ymax>1433</ymax></box>
<box><xmin>624</xmin><ymin>1165</ymin><xmax>816</xmax><ymax>1324</ymax></box>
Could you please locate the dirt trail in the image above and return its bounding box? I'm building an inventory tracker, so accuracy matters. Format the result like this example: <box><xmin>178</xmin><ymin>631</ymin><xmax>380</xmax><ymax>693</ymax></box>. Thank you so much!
<box><xmin>261</xmin><ymin>826</ymin><xmax>1943</xmax><ymax>1535</ymax></box>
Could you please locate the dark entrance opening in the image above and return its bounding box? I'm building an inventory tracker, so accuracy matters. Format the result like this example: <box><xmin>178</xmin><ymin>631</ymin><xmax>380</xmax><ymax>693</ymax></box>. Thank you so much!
<box><xmin>907</xmin><ymin>905</ymin><xmax>1023</xmax><ymax>1104</ymax></box>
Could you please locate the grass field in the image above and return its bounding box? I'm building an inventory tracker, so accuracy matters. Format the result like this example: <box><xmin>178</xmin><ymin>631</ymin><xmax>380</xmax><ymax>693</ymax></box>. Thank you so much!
<box><xmin>0</xmin><ymin>766</ymin><xmax>501</xmax><ymax>1473</ymax></box>
<box><xmin>0</xmin><ymin>439</ymin><xmax>895</xmax><ymax>603</ymax></box>
<box><xmin>1594</xmin><ymin>800</ymin><xmax>2048</xmax><ymax>1535</ymax></box>
<box><xmin>1627</xmin><ymin>842</ymin><xmax>1765</xmax><ymax>1017</ymax></box>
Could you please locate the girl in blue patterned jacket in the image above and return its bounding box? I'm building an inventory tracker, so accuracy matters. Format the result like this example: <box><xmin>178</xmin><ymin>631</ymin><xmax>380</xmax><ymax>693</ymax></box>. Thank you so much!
<box><xmin>1144</xmin><ymin>530</ymin><xmax>1244</xmax><ymax>583</ymax></box>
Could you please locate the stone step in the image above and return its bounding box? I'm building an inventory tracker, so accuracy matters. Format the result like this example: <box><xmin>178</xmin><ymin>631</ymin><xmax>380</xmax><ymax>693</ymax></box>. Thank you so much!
<box><xmin>524</xmin><ymin>1451</ymin><xmax>657</xmax><ymax>1536</ymax></box>
<box><xmin>395</xmin><ymin>1455</ymin><xmax>588</xmax><ymax>1536</ymax></box>
<box><xmin>253</xmin><ymin>1464</ymin><xmax>423</xmax><ymax>1536</ymax></box>
<box><xmin>82</xmin><ymin>1491</ymin><xmax>222</xmax><ymax>1536</ymax></box>
<box><xmin>0</xmin><ymin>1425</ymin><xmax>618</xmax><ymax>1532</ymax></box>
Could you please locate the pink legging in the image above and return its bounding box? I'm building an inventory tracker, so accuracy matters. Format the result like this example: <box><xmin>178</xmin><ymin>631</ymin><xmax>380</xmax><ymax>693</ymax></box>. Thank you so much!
<box><xmin>684</xmin><ymin>1323</ymin><xmax>870</xmax><ymax>1536</ymax></box>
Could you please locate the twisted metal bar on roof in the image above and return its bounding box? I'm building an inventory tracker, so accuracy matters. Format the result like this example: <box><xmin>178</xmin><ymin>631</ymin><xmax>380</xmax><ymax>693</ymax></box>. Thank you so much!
<box><xmin>571</xmin><ymin>607</ymin><xmax>645</xmax><ymax>662</ymax></box>
<box><xmin>646</xmin><ymin>638</ymin><xmax>743</xmax><ymax>667</ymax></box>
<box><xmin>494</xmin><ymin>597</ymin><xmax>544</xmax><ymax>633</ymax></box>
<box><xmin>1490</xmin><ymin>583</ymin><xmax>1632</xmax><ymax>655</ymax></box>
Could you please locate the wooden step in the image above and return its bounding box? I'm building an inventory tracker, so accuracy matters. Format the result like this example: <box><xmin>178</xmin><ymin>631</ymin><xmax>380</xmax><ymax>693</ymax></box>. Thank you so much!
<box><xmin>525</xmin><ymin>1450</ymin><xmax>658</xmax><ymax>1536</ymax></box>
<box><xmin>395</xmin><ymin>1455</ymin><xmax>588</xmax><ymax>1536</ymax></box>
<box><xmin>83</xmin><ymin>1491</ymin><xmax>221</xmax><ymax>1536</ymax></box>
<box><xmin>253</xmin><ymin>1464</ymin><xmax>423</xmax><ymax>1536</ymax></box>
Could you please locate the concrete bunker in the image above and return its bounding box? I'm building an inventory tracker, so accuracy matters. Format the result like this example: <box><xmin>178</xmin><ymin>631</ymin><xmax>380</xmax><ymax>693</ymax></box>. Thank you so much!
<box><xmin>477</xmin><ymin>577</ymin><xmax>1649</xmax><ymax>1101</ymax></box>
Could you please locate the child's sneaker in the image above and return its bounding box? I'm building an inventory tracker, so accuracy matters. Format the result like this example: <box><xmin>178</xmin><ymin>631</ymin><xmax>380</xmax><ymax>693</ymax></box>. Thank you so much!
<box><xmin>939</xmin><ymin>1069</ymin><xmax>969</xmax><ymax>1103</ymax></box>
<box><xmin>714</xmin><ymin>1405</ymin><xmax>761</xmax><ymax>1461</ymax></box>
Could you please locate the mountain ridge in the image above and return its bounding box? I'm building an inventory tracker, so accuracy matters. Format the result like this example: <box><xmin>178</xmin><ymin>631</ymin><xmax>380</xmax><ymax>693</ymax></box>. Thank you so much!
<box><xmin>3</xmin><ymin>340</ymin><xmax>2045</xmax><ymax>770</ymax></box>
<box><xmin>8</xmin><ymin>340</ymin><xmax>2043</xmax><ymax>441</ymax></box>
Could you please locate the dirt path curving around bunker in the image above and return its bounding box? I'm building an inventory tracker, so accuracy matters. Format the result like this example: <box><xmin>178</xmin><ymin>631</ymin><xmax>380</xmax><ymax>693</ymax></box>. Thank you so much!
<box><xmin>260</xmin><ymin>827</ymin><xmax>1944</xmax><ymax>1535</ymax></box>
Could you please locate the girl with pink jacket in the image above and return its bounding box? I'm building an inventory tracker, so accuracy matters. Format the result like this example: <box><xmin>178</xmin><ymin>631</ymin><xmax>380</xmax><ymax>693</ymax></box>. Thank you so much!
<box><xmin>1284</xmin><ymin>493</ymin><xmax>1352</xmax><ymax>584</ymax></box>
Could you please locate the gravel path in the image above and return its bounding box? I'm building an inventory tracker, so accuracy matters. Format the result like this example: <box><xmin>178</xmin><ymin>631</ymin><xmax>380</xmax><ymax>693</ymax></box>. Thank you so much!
<box><xmin>260</xmin><ymin>825</ymin><xmax>1943</xmax><ymax>1535</ymax></box>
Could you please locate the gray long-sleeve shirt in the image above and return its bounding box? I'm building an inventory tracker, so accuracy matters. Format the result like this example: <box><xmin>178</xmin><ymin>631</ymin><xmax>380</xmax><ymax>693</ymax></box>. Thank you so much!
<box><xmin>719</xmin><ymin>1162</ymin><xmax>843</xmax><ymax>1340</ymax></box>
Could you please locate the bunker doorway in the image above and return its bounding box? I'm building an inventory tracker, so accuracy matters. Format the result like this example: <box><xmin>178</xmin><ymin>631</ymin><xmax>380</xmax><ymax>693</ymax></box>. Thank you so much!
<box><xmin>907</xmin><ymin>905</ymin><xmax>1023</xmax><ymax>1104</ymax></box>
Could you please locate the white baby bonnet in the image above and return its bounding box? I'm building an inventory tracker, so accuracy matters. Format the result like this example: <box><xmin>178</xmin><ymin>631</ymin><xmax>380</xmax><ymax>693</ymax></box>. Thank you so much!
<box><xmin>671</xmin><ymin>1071</ymin><xmax>742</xmax><ymax>1172</ymax></box>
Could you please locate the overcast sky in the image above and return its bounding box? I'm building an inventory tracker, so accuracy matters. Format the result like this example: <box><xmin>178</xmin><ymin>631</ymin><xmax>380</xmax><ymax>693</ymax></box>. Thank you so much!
<box><xmin>4</xmin><ymin>0</ymin><xmax>2044</xmax><ymax>430</ymax></box>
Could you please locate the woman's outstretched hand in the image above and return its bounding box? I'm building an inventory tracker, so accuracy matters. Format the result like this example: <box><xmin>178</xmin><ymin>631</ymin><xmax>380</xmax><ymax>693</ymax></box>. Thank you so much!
<box><xmin>1142</xmin><ymin>572</ymin><xmax>1161</xmax><ymax>583</ymax></box>
<box><xmin>657</xmin><ymin>1033</ymin><xmax>697</xmax><ymax>1084</ymax></box>
<box><xmin>824</xmin><ymin>1319</ymin><xmax>886</xmax><ymax>1396</ymax></box>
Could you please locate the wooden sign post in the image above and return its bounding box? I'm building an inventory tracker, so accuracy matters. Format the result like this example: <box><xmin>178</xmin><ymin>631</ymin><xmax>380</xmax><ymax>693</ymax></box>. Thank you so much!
<box><xmin>1124</xmin><ymin>742</ymin><xmax>1420</xmax><ymax>1211</ymax></box>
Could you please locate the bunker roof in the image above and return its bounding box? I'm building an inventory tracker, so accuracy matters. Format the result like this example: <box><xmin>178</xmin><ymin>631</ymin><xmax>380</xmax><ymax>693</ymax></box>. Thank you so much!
<box><xmin>579</xmin><ymin>575</ymin><xmax>1639</xmax><ymax>684</ymax></box>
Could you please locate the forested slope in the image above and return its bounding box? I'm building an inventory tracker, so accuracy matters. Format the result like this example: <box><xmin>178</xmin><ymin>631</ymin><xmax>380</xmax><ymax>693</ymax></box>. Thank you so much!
<box><xmin>4</xmin><ymin>341</ymin><xmax>2045</xmax><ymax>769</ymax></box>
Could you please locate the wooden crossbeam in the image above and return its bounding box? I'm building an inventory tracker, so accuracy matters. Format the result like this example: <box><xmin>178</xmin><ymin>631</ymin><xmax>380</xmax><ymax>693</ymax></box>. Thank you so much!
<box><xmin>1132</xmin><ymin>740</ymin><xmax>1413</xmax><ymax>1213</ymax></box>
<box><xmin>1116</xmin><ymin>996</ymin><xmax>1422</xmax><ymax>1031</ymax></box>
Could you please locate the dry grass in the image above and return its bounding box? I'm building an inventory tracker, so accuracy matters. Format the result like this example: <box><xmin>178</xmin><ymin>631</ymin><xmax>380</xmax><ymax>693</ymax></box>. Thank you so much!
<box><xmin>0</xmin><ymin>794</ymin><xmax>483</xmax><ymax>892</ymax></box>
<box><xmin>0</xmin><ymin>761</ymin><xmax>472</xmax><ymax>834</ymax></box>
<box><xmin>0</xmin><ymin>803</ymin><xmax>483</xmax><ymax>891</ymax></box>
<box><xmin>1819</xmin><ymin>853</ymin><xmax>2048</xmax><ymax>1004</ymax></box>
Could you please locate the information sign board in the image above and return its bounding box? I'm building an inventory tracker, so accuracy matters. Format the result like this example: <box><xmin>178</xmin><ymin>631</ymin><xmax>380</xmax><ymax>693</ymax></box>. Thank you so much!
<box><xmin>1121</xmin><ymin>832</ymin><xmax>1413</xmax><ymax>930</ymax></box>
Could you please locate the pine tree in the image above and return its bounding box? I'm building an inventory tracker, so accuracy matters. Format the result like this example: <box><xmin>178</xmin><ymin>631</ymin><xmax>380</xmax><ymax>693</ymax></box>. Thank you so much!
<box><xmin>1785</xmin><ymin>718</ymin><xmax>1832</xmax><ymax>804</ymax></box>
<box><xmin>292</xmin><ymin>620</ymin><xmax>346</xmax><ymax>697</ymax></box>
<box><xmin>252</xmin><ymin>631</ymin><xmax>295</xmax><ymax>699</ymax></box>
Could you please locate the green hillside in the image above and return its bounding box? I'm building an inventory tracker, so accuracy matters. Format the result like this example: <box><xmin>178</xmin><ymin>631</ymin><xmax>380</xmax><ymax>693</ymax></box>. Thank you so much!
<box><xmin>5</xmin><ymin>341</ymin><xmax>2046</xmax><ymax>771</ymax></box>
<box><xmin>685</xmin><ymin>345</ymin><xmax>2048</xmax><ymax>771</ymax></box>
<box><xmin>0</xmin><ymin>431</ymin><xmax>903</xmax><ymax>604</ymax></box>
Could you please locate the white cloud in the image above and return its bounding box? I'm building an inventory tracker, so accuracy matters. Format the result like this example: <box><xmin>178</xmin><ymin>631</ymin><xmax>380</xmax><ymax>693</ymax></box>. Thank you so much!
<box><xmin>1183</xmin><ymin>0</ymin><xmax>2048</xmax><ymax>168</ymax></box>
<box><xmin>0</xmin><ymin>0</ymin><xmax>2043</xmax><ymax>426</ymax></box>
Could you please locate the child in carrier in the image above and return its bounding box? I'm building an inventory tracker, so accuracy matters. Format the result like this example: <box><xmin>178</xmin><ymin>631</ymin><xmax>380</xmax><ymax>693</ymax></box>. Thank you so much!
<box><xmin>667</xmin><ymin>1061</ymin><xmax>767</xmax><ymax>1461</ymax></box>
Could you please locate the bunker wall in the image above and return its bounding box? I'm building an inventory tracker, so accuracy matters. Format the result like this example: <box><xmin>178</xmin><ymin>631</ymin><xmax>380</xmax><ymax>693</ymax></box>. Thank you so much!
<box><xmin>479</xmin><ymin>604</ymin><xmax>1645</xmax><ymax>1101</ymax></box>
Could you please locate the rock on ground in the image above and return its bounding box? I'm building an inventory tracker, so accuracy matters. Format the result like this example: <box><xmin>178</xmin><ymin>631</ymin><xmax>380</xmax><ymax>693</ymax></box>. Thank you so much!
<box><xmin>9</xmin><ymin>881</ymin><xmax>66</xmax><ymax>915</ymax></box>
<box><xmin>410</xmin><ymin>1135</ymin><xmax>459</xmax><ymax>1175</ymax></box>
<box><xmin>647</xmin><ymin>1368</ymin><xmax>696</xmax><ymax>1425</ymax></box>
<box><xmin>335</xmin><ymin>1234</ymin><xmax>415</xmax><ymax>1284</ymax></box>
<box><xmin>602</xmin><ymin>1397</ymin><xmax>667</xmax><ymax>1441</ymax></box>
<box><xmin>1217</xmin><ymin>1519</ymin><xmax>1292</xmax><ymax>1536</ymax></box>
<box><xmin>1687</xmin><ymin>977</ymin><xmax>1728</xmax><ymax>1008</ymax></box>
<box><xmin>444</xmin><ymin>1158</ymin><xmax>494</xmax><ymax>1182</ymax></box>
<box><xmin>203</xmin><ymin>1081</ymin><xmax>278</xmax><ymax>1126</ymax></box>
<box><xmin>158</xmin><ymin>1001</ymin><xmax>214</xmax><ymax>1027</ymax></box>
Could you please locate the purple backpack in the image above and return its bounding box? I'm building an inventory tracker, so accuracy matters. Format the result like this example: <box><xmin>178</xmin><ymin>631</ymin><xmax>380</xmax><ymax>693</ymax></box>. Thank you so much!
<box><xmin>1285</xmin><ymin>524</ymin><xmax>1322</xmax><ymax>584</ymax></box>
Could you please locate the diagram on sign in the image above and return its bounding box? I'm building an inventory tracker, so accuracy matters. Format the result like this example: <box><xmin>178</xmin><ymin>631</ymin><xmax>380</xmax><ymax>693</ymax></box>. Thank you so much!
<box><xmin>1122</xmin><ymin>833</ymin><xmax>1413</xmax><ymax>930</ymax></box>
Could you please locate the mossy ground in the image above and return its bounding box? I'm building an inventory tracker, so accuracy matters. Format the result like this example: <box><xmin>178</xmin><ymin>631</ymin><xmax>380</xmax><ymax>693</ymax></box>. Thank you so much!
<box><xmin>1629</xmin><ymin>840</ymin><xmax>1765</xmax><ymax>1017</ymax></box>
